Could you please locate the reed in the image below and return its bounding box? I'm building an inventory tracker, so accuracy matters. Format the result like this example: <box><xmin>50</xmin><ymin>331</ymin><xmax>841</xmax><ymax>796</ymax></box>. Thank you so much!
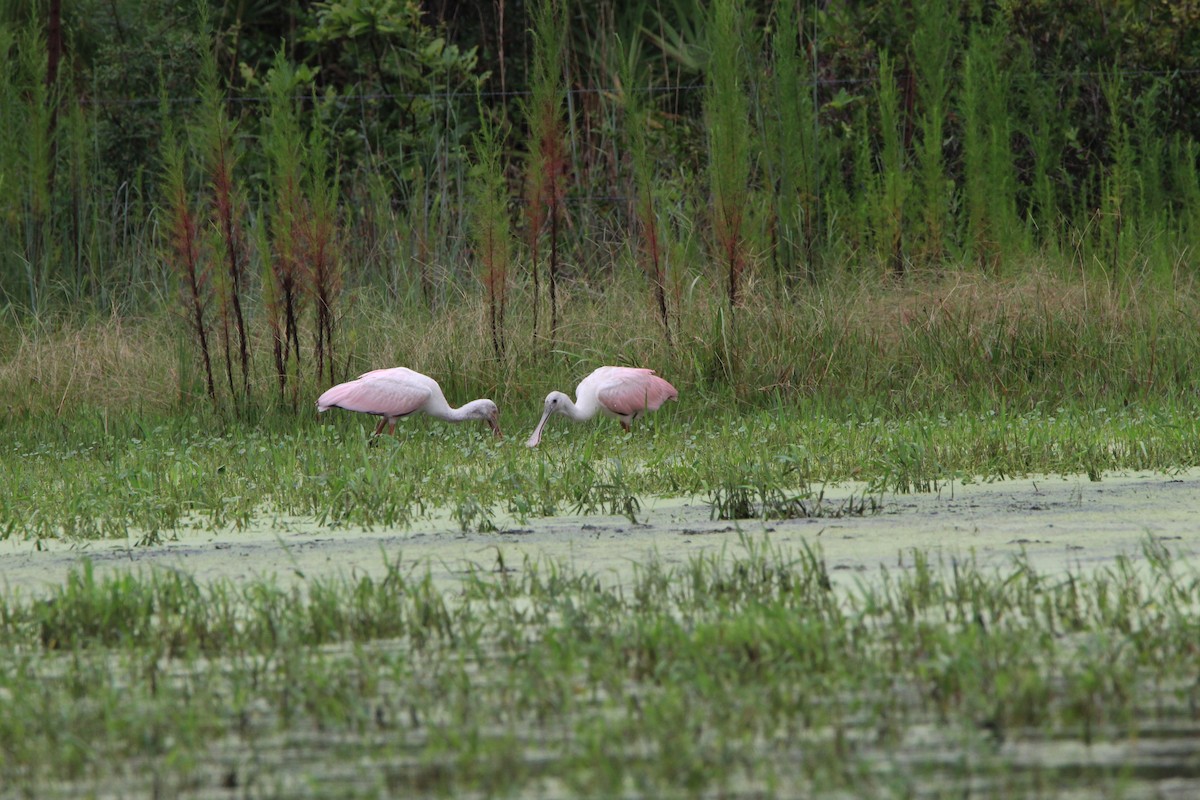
<box><xmin>622</xmin><ymin>45</ymin><xmax>672</xmax><ymax>345</ymax></box>
<box><xmin>0</xmin><ymin>2</ymin><xmax>1198</xmax><ymax>326</ymax></box>
<box><xmin>1132</xmin><ymin>83</ymin><xmax>1166</xmax><ymax>229</ymax></box>
<box><xmin>1</xmin><ymin>27</ymin><xmax>55</xmax><ymax>313</ymax></box>
<box><xmin>960</xmin><ymin>22</ymin><xmax>1017</xmax><ymax>271</ymax></box>
<box><xmin>469</xmin><ymin>103</ymin><xmax>512</xmax><ymax>362</ymax></box>
<box><xmin>910</xmin><ymin>0</ymin><xmax>958</xmax><ymax>267</ymax></box>
<box><xmin>1012</xmin><ymin>43</ymin><xmax>1064</xmax><ymax>247</ymax></box>
<box><xmin>196</xmin><ymin>38</ymin><xmax>251</xmax><ymax>405</ymax></box>
<box><xmin>159</xmin><ymin>99</ymin><xmax>216</xmax><ymax>404</ymax></box>
<box><xmin>262</xmin><ymin>51</ymin><xmax>307</xmax><ymax>406</ymax></box>
<box><xmin>763</xmin><ymin>0</ymin><xmax>819</xmax><ymax>284</ymax></box>
<box><xmin>1169</xmin><ymin>135</ymin><xmax>1200</xmax><ymax>241</ymax></box>
<box><xmin>874</xmin><ymin>51</ymin><xmax>908</xmax><ymax>277</ymax></box>
<box><xmin>58</xmin><ymin>95</ymin><xmax>99</xmax><ymax>302</ymax></box>
<box><xmin>407</xmin><ymin>165</ymin><xmax>436</xmax><ymax>309</ymax></box>
<box><xmin>1098</xmin><ymin>69</ymin><xmax>1132</xmax><ymax>278</ymax></box>
<box><xmin>302</xmin><ymin>106</ymin><xmax>342</xmax><ymax>388</ymax></box>
<box><xmin>522</xmin><ymin>0</ymin><xmax>569</xmax><ymax>348</ymax></box>
<box><xmin>705</xmin><ymin>0</ymin><xmax>751</xmax><ymax>306</ymax></box>
<box><xmin>0</xmin><ymin>27</ymin><xmax>19</xmax><ymax>299</ymax></box>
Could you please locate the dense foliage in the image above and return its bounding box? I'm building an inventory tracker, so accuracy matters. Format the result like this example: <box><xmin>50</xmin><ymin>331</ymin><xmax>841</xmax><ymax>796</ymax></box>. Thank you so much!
<box><xmin>2</xmin><ymin>0</ymin><xmax>1199</xmax><ymax>409</ymax></box>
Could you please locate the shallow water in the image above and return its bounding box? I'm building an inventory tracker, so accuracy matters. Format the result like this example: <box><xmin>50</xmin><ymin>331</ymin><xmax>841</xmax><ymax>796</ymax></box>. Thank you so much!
<box><xmin>23</xmin><ymin>659</ymin><xmax>1200</xmax><ymax>799</ymax></box>
<box><xmin>6</xmin><ymin>470</ymin><xmax>1200</xmax><ymax>799</ymax></box>
<box><xmin>3</xmin><ymin>469</ymin><xmax>1200</xmax><ymax>597</ymax></box>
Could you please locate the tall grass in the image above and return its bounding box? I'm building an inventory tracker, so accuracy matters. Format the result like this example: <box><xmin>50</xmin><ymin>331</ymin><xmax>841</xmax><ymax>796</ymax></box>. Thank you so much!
<box><xmin>1170</xmin><ymin>135</ymin><xmax>1200</xmax><ymax>243</ymax></box>
<box><xmin>1099</xmin><ymin>69</ymin><xmax>1135</xmax><ymax>278</ymax></box>
<box><xmin>160</xmin><ymin>98</ymin><xmax>216</xmax><ymax>404</ymax></box>
<box><xmin>874</xmin><ymin>51</ymin><xmax>908</xmax><ymax>277</ymax></box>
<box><xmin>961</xmin><ymin>22</ymin><xmax>1017</xmax><ymax>271</ymax></box>
<box><xmin>196</xmin><ymin>40</ymin><xmax>252</xmax><ymax>405</ymax></box>
<box><xmin>1</xmin><ymin>26</ymin><xmax>56</xmax><ymax>313</ymax></box>
<box><xmin>302</xmin><ymin>107</ymin><xmax>342</xmax><ymax>387</ymax></box>
<box><xmin>0</xmin><ymin>13</ymin><xmax>1194</xmax><ymax>311</ymax></box>
<box><xmin>1013</xmin><ymin>44</ymin><xmax>1064</xmax><ymax>247</ymax></box>
<box><xmin>7</xmin><ymin>267</ymin><xmax>1200</xmax><ymax>421</ymax></box>
<box><xmin>705</xmin><ymin>0</ymin><xmax>751</xmax><ymax>307</ymax></box>
<box><xmin>469</xmin><ymin>104</ymin><xmax>513</xmax><ymax>362</ymax></box>
<box><xmin>911</xmin><ymin>0</ymin><xmax>958</xmax><ymax>267</ymax></box>
<box><xmin>262</xmin><ymin>51</ymin><xmax>308</xmax><ymax>406</ymax></box>
<box><xmin>763</xmin><ymin>0</ymin><xmax>819</xmax><ymax>284</ymax></box>
<box><xmin>522</xmin><ymin>0</ymin><xmax>569</xmax><ymax>348</ymax></box>
<box><xmin>622</xmin><ymin>46</ymin><xmax>672</xmax><ymax>345</ymax></box>
<box><xmin>3</xmin><ymin>3</ymin><xmax>1200</xmax><ymax>435</ymax></box>
<box><xmin>59</xmin><ymin>96</ymin><xmax>97</xmax><ymax>301</ymax></box>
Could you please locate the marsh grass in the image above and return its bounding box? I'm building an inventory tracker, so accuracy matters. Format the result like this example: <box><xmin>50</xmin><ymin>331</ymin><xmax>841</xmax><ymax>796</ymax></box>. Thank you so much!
<box><xmin>708</xmin><ymin>481</ymin><xmax>882</xmax><ymax>520</ymax></box>
<box><xmin>4</xmin><ymin>272</ymin><xmax>1200</xmax><ymax>539</ymax></box>
<box><xmin>875</xmin><ymin>51</ymin><xmax>909</xmax><ymax>277</ymax></box>
<box><xmin>7</xmin><ymin>268</ymin><xmax>1199</xmax><ymax>418</ymax></box>
<box><xmin>762</xmin><ymin>0</ymin><xmax>820</xmax><ymax>282</ymax></box>
<box><xmin>706</xmin><ymin>0</ymin><xmax>752</xmax><ymax>307</ymax></box>
<box><xmin>521</xmin><ymin>0</ymin><xmax>569</xmax><ymax>347</ymax></box>
<box><xmin>1</xmin><ymin>541</ymin><xmax>1198</xmax><ymax>797</ymax></box>
<box><xmin>3</xmin><ymin>395</ymin><xmax>1197</xmax><ymax>541</ymax></box>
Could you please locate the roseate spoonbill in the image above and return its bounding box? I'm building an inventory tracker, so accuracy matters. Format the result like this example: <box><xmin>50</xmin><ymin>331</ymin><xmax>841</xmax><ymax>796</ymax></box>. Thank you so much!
<box><xmin>317</xmin><ymin>367</ymin><xmax>502</xmax><ymax>440</ymax></box>
<box><xmin>526</xmin><ymin>366</ymin><xmax>678</xmax><ymax>447</ymax></box>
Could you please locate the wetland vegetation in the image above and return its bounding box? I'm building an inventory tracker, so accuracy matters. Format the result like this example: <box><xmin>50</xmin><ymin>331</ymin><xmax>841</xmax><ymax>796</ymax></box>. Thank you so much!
<box><xmin>2</xmin><ymin>539</ymin><xmax>1199</xmax><ymax>797</ymax></box>
<box><xmin>7</xmin><ymin>283</ymin><xmax>1200</xmax><ymax>798</ymax></box>
<box><xmin>6</xmin><ymin>271</ymin><xmax>1200</xmax><ymax>540</ymax></box>
<box><xmin>4</xmin><ymin>0</ymin><xmax>1200</xmax><ymax>796</ymax></box>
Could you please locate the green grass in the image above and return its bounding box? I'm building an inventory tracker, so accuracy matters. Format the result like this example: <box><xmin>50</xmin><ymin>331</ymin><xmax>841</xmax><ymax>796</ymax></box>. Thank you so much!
<box><xmin>4</xmin><ymin>271</ymin><xmax>1200</xmax><ymax>540</ymax></box>
<box><xmin>4</xmin><ymin>270</ymin><xmax>1200</xmax><ymax>796</ymax></box>
<box><xmin>0</xmin><ymin>540</ymin><xmax>1197</xmax><ymax>797</ymax></box>
<box><xmin>3</xmin><ymin>399</ymin><xmax>1199</xmax><ymax>540</ymax></box>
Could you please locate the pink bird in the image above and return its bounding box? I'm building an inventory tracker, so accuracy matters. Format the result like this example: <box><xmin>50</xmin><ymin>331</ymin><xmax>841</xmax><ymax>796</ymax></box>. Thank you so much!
<box><xmin>317</xmin><ymin>367</ymin><xmax>502</xmax><ymax>440</ymax></box>
<box><xmin>526</xmin><ymin>366</ymin><xmax>678</xmax><ymax>447</ymax></box>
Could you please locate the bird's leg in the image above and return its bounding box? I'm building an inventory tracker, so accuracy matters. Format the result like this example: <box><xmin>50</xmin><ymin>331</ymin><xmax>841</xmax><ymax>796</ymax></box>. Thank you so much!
<box><xmin>388</xmin><ymin>420</ymin><xmax>399</xmax><ymax>436</ymax></box>
<box><xmin>620</xmin><ymin>420</ymin><xmax>631</xmax><ymax>433</ymax></box>
<box><xmin>365</xmin><ymin>417</ymin><xmax>386</xmax><ymax>446</ymax></box>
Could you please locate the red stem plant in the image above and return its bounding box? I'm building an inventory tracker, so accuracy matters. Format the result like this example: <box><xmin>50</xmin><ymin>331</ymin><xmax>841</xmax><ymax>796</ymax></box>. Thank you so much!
<box><xmin>635</xmin><ymin>166</ymin><xmax>671</xmax><ymax>346</ymax></box>
<box><xmin>302</xmin><ymin>118</ymin><xmax>342</xmax><ymax>388</ymax></box>
<box><xmin>198</xmin><ymin>43</ymin><xmax>251</xmax><ymax>405</ymax></box>
<box><xmin>263</xmin><ymin>53</ymin><xmax>307</xmax><ymax>406</ymax></box>
<box><xmin>522</xmin><ymin>0</ymin><xmax>567</xmax><ymax>348</ymax></box>
<box><xmin>160</xmin><ymin>111</ymin><xmax>216</xmax><ymax>403</ymax></box>
<box><xmin>623</xmin><ymin>56</ymin><xmax>672</xmax><ymax>346</ymax></box>
<box><xmin>410</xmin><ymin>166</ymin><xmax>436</xmax><ymax>310</ymax></box>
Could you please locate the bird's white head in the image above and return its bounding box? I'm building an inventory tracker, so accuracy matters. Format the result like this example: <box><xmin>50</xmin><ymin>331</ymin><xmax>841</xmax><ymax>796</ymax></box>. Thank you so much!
<box><xmin>526</xmin><ymin>391</ymin><xmax>571</xmax><ymax>447</ymax></box>
<box><xmin>466</xmin><ymin>399</ymin><xmax>503</xmax><ymax>438</ymax></box>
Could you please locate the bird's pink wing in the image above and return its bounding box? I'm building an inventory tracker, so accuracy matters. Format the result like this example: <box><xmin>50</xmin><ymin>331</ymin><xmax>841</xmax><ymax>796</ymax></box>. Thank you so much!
<box><xmin>356</xmin><ymin>366</ymin><xmax>421</xmax><ymax>382</ymax></box>
<box><xmin>596</xmin><ymin>369</ymin><xmax>678</xmax><ymax>415</ymax></box>
<box><xmin>317</xmin><ymin>375</ymin><xmax>431</xmax><ymax>418</ymax></box>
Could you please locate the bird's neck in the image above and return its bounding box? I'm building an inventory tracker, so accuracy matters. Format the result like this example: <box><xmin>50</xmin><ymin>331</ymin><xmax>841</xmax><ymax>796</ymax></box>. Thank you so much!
<box><xmin>440</xmin><ymin>398</ymin><xmax>486</xmax><ymax>423</ymax></box>
<box><xmin>562</xmin><ymin>395</ymin><xmax>600</xmax><ymax>422</ymax></box>
<box><xmin>422</xmin><ymin>394</ymin><xmax>461</xmax><ymax>422</ymax></box>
